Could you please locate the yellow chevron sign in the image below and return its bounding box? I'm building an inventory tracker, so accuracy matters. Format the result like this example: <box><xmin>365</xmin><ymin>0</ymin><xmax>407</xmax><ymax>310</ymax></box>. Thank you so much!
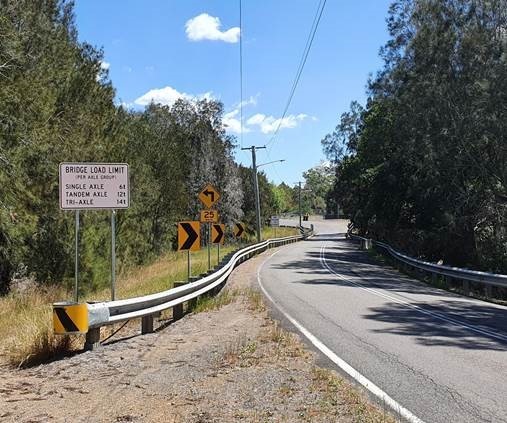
<box><xmin>53</xmin><ymin>302</ymin><xmax>88</xmax><ymax>334</ymax></box>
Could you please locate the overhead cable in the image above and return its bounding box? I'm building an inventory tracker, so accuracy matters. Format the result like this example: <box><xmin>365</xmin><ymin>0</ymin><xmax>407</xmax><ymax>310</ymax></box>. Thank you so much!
<box><xmin>267</xmin><ymin>0</ymin><xmax>327</xmax><ymax>150</ymax></box>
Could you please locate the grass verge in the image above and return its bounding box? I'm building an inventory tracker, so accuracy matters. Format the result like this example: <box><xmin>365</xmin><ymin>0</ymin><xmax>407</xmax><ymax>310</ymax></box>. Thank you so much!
<box><xmin>210</xmin><ymin>287</ymin><xmax>395</xmax><ymax>422</ymax></box>
<box><xmin>0</xmin><ymin>245</ymin><xmax>235</xmax><ymax>367</ymax></box>
<box><xmin>311</xmin><ymin>367</ymin><xmax>394</xmax><ymax>422</ymax></box>
<box><xmin>0</xmin><ymin>226</ymin><xmax>298</xmax><ymax>367</ymax></box>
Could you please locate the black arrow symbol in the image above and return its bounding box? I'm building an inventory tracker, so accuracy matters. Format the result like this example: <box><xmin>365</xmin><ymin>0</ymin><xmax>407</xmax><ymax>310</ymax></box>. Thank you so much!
<box><xmin>181</xmin><ymin>222</ymin><xmax>199</xmax><ymax>250</ymax></box>
<box><xmin>212</xmin><ymin>224</ymin><xmax>224</xmax><ymax>243</ymax></box>
<box><xmin>235</xmin><ymin>223</ymin><xmax>244</xmax><ymax>237</ymax></box>
<box><xmin>203</xmin><ymin>189</ymin><xmax>215</xmax><ymax>202</ymax></box>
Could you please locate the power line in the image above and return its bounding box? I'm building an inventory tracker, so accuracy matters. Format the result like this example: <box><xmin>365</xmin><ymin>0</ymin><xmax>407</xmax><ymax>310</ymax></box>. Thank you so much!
<box><xmin>267</xmin><ymin>0</ymin><xmax>327</xmax><ymax>151</ymax></box>
<box><xmin>239</xmin><ymin>0</ymin><xmax>244</xmax><ymax>149</ymax></box>
<box><xmin>265</xmin><ymin>147</ymin><xmax>287</xmax><ymax>184</ymax></box>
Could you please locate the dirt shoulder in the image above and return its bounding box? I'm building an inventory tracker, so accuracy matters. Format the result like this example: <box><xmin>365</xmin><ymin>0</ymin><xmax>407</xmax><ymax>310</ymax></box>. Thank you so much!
<box><xmin>0</xmin><ymin>248</ymin><xmax>395</xmax><ymax>423</ymax></box>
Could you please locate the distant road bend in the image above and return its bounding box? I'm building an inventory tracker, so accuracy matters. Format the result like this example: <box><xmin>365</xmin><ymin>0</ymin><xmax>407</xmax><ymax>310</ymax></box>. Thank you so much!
<box><xmin>259</xmin><ymin>218</ymin><xmax>507</xmax><ymax>423</ymax></box>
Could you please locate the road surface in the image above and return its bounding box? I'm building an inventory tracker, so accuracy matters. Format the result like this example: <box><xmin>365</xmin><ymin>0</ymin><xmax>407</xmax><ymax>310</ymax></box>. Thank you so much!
<box><xmin>260</xmin><ymin>218</ymin><xmax>507</xmax><ymax>423</ymax></box>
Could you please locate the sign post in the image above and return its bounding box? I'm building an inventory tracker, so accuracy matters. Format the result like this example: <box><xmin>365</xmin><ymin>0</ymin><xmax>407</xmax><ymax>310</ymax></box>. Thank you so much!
<box><xmin>211</xmin><ymin>223</ymin><xmax>225</xmax><ymax>262</ymax></box>
<box><xmin>59</xmin><ymin>163</ymin><xmax>129</xmax><ymax>302</ymax></box>
<box><xmin>177</xmin><ymin>221</ymin><xmax>201</xmax><ymax>281</ymax></box>
<box><xmin>74</xmin><ymin>210</ymin><xmax>80</xmax><ymax>302</ymax></box>
<box><xmin>270</xmin><ymin>215</ymin><xmax>280</xmax><ymax>238</ymax></box>
<box><xmin>208</xmin><ymin>224</ymin><xmax>211</xmax><ymax>269</ymax></box>
<box><xmin>111</xmin><ymin>210</ymin><xmax>116</xmax><ymax>301</ymax></box>
<box><xmin>198</xmin><ymin>184</ymin><xmax>220</xmax><ymax>270</ymax></box>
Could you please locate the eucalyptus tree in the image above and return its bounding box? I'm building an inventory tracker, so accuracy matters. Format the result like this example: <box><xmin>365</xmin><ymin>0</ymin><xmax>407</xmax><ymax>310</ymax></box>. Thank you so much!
<box><xmin>323</xmin><ymin>0</ymin><xmax>507</xmax><ymax>272</ymax></box>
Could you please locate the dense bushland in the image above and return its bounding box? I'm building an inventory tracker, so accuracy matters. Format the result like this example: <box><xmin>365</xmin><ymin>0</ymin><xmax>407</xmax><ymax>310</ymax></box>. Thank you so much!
<box><xmin>0</xmin><ymin>0</ymin><xmax>305</xmax><ymax>294</ymax></box>
<box><xmin>323</xmin><ymin>0</ymin><xmax>507</xmax><ymax>272</ymax></box>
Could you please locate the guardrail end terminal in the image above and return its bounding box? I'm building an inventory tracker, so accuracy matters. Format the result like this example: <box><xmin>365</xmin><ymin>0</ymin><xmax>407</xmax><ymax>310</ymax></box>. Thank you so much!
<box><xmin>53</xmin><ymin>302</ymin><xmax>88</xmax><ymax>335</ymax></box>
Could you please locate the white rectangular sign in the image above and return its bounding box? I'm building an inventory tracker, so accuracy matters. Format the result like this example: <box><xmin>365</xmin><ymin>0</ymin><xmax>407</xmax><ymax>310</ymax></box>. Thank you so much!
<box><xmin>270</xmin><ymin>216</ymin><xmax>280</xmax><ymax>227</ymax></box>
<box><xmin>59</xmin><ymin>163</ymin><xmax>129</xmax><ymax>210</ymax></box>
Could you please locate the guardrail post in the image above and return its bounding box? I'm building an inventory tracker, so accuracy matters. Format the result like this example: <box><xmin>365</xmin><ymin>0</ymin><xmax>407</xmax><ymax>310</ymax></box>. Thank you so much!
<box><xmin>173</xmin><ymin>281</ymin><xmax>185</xmax><ymax>320</ymax></box>
<box><xmin>188</xmin><ymin>277</ymin><xmax>200</xmax><ymax>309</ymax></box>
<box><xmin>141</xmin><ymin>315</ymin><xmax>154</xmax><ymax>334</ymax></box>
<box><xmin>85</xmin><ymin>327</ymin><xmax>101</xmax><ymax>351</ymax></box>
<box><xmin>360</xmin><ymin>239</ymin><xmax>373</xmax><ymax>250</ymax></box>
<box><xmin>485</xmin><ymin>284</ymin><xmax>492</xmax><ymax>298</ymax></box>
<box><xmin>462</xmin><ymin>279</ymin><xmax>470</xmax><ymax>295</ymax></box>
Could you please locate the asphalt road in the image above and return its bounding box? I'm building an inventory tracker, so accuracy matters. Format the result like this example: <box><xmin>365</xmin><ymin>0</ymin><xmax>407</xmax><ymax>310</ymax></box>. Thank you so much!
<box><xmin>260</xmin><ymin>218</ymin><xmax>507</xmax><ymax>423</ymax></box>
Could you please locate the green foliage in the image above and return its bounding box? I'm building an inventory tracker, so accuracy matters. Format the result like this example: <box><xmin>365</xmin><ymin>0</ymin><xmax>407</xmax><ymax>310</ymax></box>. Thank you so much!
<box><xmin>303</xmin><ymin>162</ymin><xmax>335</xmax><ymax>215</ymax></box>
<box><xmin>323</xmin><ymin>0</ymin><xmax>507</xmax><ymax>272</ymax></box>
<box><xmin>272</xmin><ymin>182</ymin><xmax>296</xmax><ymax>213</ymax></box>
<box><xmin>238</xmin><ymin>166</ymin><xmax>277</xmax><ymax>230</ymax></box>
<box><xmin>0</xmin><ymin>0</ymin><xmax>245</xmax><ymax>293</ymax></box>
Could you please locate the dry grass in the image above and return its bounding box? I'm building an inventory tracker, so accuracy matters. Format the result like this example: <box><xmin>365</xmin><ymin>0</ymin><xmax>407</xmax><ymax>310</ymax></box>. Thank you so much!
<box><xmin>192</xmin><ymin>288</ymin><xmax>239</xmax><ymax>313</ymax></box>
<box><xmin>311</xmin><ymin>367</ymin><xmax>395</xmax><ymax>422</ymax></box>
<box><xmin>264</xmin><ymin>321</ymin><xmax>309</xmax><ymax>359</ymax></box>
<box><xmin>218</xmin><ymin>335</ymin><xmax>259</xmax><ymax>368</ymax></box>
<box><xmin>261</xmin><ymin>226</ymin><xmax>299</xmax><ymax>240</ymax></box>
<box><xmin>243</xmin><ymin>287</ymin><xmax>266</xmax><ymax>311</ymax></box>
<box><xmin>0</xmin><ymin>226</ymin><xmax>297</xmax><ymax>367</ymax></box>
<box><xmin>91</xmin><ymin>245</ymin><xmax>236</xmax><ymax>301</ymax></box>
<box><xmin>0</xmin><ymin>245</ymin><xmax>236</xmax><ymax>367</ymax></box>
<box><xmin>0</xmin><ymin>285</ymin><xmax>79</xmax><ymax>367</ymax></box>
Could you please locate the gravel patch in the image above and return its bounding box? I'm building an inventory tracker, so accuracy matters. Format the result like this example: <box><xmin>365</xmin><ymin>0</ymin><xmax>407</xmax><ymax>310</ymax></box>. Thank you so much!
<box><xmin>0</xmin><ymin>248</ymin><xmax>395</xmax><ymax>422</ymax></box>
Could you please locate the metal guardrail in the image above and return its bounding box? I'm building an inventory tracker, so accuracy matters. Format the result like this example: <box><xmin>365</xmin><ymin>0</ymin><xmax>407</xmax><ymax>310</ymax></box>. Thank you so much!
<box><xmin>348</xmin><ymin>233</ymin><xmax>507</xmax><ymax>297</ymax></box>
<box><xmin>58</xmin><ymin>225</ymin><xmax>313</xmax><ymax>349</ymax></box>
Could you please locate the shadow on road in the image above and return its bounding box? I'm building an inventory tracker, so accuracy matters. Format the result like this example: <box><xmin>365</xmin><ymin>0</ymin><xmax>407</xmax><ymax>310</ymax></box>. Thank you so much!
<box><xmin>363</xmin><ymin>300</ymin><xmax>507</xmax><ymax>351</ymax></box>
<box><xmin>271</xmin><ymin>234</ymin><xmax>507</xmax><ymax>351</ymax></box>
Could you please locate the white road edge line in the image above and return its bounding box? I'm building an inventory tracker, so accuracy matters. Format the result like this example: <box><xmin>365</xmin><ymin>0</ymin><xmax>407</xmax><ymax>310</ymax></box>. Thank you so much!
<box><xmin>321</xmin><ymin>245</ymin><xmax>507</xmax><ymax>342</ymax></box>
<box><xmin>257</xmin><ymin>249</ymin><xmax>426</xmax><ymax>423</ymax></box>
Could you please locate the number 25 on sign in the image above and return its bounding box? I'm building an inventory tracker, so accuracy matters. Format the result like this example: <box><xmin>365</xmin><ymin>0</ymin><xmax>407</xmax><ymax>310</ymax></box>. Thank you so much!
<box><xmin>200</xmin><ymin>209</ymin><xmax>219</xmax><ymax>223</ymax></box>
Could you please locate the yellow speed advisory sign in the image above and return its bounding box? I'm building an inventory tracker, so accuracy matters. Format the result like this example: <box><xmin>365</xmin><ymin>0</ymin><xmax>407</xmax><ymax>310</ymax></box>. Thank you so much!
<box><xmin>200</xmin><ymin>209</ymin><xmax>219</xmax><ymax>223</ymax></box>
<box><xmin>53</xmin><ymin>302</ymin><xmax>88</xmax><ymax>334</ymax></box>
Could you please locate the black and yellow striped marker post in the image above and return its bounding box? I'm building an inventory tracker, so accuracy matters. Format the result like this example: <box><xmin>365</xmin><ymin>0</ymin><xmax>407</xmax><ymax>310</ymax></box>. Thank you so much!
<box><xmin>53</xmin><ymin>302</ymin><xmax>88</xmax><ymax>334</ymax></box>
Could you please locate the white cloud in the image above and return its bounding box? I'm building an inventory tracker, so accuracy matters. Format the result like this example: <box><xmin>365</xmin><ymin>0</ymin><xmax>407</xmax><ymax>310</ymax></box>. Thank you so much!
<box><xmin>118</xmin><ymin>101</ymin><xmax>135</xmax><ymax>109</ymax></box>
<box><xmin>134</xmin><ymin>85</ymin><xmax>213</xmax><ymax>107</ymax></box>
<box><xmin>222</xmin><ymin>109</ymin><xmax>251</xmax><ymax>134</ymax></box>
<box><xmin>185</xmin><ymin>13</ymin><xmax>240</xmax><ymax>43</ymax></box>
<box><xmin>246</xmin><ymin>113</ymin><xmax>309</xmax><ymax>134</ymax></box>
<box><xmin>246</xmin><ymin>113</ymin><xmax>266</xmax><ymax>126</ymax></box>
<box><xmin>237</xmin><ymin>95</ymin><xmax>259</xmax><ymax>108</ymax></box>
<box><xmin>100</xmin><ymin>61</ymin><xmax>110</xmax><ymax>70</ymax></box>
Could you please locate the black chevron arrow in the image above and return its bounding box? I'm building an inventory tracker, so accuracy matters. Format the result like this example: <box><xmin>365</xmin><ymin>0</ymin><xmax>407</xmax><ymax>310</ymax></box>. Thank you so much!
<box><xmin>235</xmin><ymin>223</ymin><xmax>244</xmax><ymax>237</ymax></box>
<box><xmin>203</xmin><ymin>189</ymin><xmax>215</xmax><ymax>202</ymax></box>
<box><xmin>54</xmin><ymin>307</ymin><xmax>79</xmax><ymax>332</ymax></box>
<box><xmin>212</xmin><ymin>224</ymin><xmax>224</xmax><ymax>243</ymax></box>
<box><xmin>181</xmin><ymin>222</ymin><xmax>199</xmax><ymax>250</ymax></box>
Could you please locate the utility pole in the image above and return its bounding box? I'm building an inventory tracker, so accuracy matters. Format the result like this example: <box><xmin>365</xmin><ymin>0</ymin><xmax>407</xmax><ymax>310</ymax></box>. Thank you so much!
<box><xmin>242</xmin><ymin>145</ymin><xmax>266</xmax><ymax>242</ymax></box>
<box><xmin>297</xmin><ymin>181</ymin><xmax>302</xmax><ymax>227</ymax></box>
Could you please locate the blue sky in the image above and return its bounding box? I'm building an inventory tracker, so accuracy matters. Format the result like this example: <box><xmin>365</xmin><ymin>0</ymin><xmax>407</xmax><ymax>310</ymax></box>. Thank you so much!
<box><xmin>75</xmin><ymin>0</ymin><xmax>392</xmax><ymax>185</ymax></box>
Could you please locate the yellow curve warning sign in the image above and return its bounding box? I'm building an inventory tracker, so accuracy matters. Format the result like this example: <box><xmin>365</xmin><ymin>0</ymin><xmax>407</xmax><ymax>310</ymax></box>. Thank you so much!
<box><xmin>53</xmin><ymin>302</ymin><xmax>88</xmax><ymax>334</ymax></box>
<box><xmin>198</xmin><ymin>184</ymin><xmax>220</xmax><ymax>209</ymax></box>
<box><xmin>178</xmin><ymin>221</ymin><xmax>201</xmax><ymax>251</ymax></box>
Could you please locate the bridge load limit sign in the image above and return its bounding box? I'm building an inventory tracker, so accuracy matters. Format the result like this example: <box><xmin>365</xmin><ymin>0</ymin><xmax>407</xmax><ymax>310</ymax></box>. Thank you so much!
<box><xmin>59</xmin><ymin>163</ymin><xmax>129</xmax><ymax>210</ymax></box>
